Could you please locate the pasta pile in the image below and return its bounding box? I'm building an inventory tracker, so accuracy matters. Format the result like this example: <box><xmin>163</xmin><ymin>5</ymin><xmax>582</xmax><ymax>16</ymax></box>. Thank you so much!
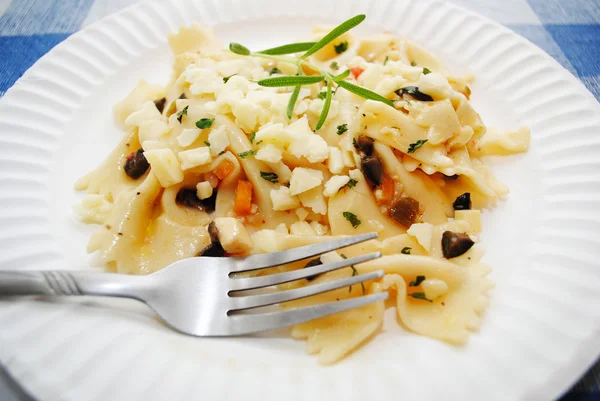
<box><xmin>74</xmin><ymin>20</ymin><xmax>529</xmax><ymax>364</ymax></box>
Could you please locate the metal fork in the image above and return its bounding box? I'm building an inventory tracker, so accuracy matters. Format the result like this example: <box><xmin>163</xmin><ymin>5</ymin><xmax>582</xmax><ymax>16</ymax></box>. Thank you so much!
<box><xmin>0</xmin><ymin>233</ymin><xmax>387</xmax><ymax>336</ymax></box>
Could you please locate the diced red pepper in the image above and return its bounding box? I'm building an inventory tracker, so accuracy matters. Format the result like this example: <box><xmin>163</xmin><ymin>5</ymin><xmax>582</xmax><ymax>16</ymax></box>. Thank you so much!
<box><xmin>350</xmin><ymin>67</ymin><xmax>364</xmax><ymax>79</ymax></box>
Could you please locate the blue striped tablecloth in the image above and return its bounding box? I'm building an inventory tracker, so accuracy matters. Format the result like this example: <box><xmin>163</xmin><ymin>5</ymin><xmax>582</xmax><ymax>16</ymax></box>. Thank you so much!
<box><xmin>0</xmin><ymin>0</ymin><xmax>599</xmax><ymax>400</ymax></box>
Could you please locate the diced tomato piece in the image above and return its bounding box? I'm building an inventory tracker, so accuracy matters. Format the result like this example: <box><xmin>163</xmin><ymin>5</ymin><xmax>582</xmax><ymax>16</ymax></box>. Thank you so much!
<box><xmin>213</xmin><ymin>159</ymin><xmax>235</xmax><ymax>180</ymax></box>
<box><xmin>234</xmin><ymin>180</ymin><xmax>253</xmax><ymax>215</ymax></box>
<box><xmin>350</xmin><ymin>67</ymin><xmax>364</xmax><ymax>79</ymax></box>
<box><xmin>377</xmin><ymin>174</ymin><xmax>395</xmax><ymax>205</ymax></box>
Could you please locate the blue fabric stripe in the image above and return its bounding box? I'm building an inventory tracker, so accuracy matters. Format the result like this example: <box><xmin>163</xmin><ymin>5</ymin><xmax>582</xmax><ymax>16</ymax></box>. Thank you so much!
<box><xmin>0</xmin><ymin>34</ymin><xmax>70</xmax><ymax>94</ymax></box>
<box><xmin>527</xmin><ymin>0</ymin><xmax>600</xmax><ymax>24</ymax></box>
<box><xmin>544</xmin><ymin>24</ymin><xmax>600</xmax><ymax>77</ymax></box>
<box><xmin>559</xmin><ymin>391</ymin><xmax>600</xmax><ymax>401</ymax></box>
<box><xmin>0</xmin><ymin>0</ymin><xmax>94</xmax><ymax>36</ymax></box>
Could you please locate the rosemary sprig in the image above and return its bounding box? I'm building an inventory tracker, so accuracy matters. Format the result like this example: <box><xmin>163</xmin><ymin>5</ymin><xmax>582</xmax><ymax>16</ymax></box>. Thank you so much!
<box><xmin>228</xmin><ymin>14</ymin><xmax>394</xmax><ymax>129</ymax></box>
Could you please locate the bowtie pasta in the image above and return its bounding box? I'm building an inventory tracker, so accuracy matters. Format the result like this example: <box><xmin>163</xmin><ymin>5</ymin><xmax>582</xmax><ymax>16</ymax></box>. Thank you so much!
<box><xmin>74</xmin><ymin>19</ymin><xmax>529</xmax><ymax>364</ymax></box>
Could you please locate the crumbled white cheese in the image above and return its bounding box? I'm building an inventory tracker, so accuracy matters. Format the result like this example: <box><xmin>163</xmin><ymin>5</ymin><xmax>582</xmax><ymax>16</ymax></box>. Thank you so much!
<box><xmin>176</xmin><ymin>128</ymin><xmax>201</xmax><ymax>148</ymax></box>
<box><xmin>196</xmin><ymin>181</ymin><xmax>213</xmax><ymax>200</ymax></box>
<box><xmin>323</xmin><ymin>175</ymin><xmax>350</xmax><ymax>197</ymax></box>
<box><xmin>212</xmin><ymin>217</ymin><xmax>252</xmax><ymax>254</ymax></box>
<box><xmin>422</xmin><ymin>279</ymin><xmax>449</xmax><ymax>300</ymax></box>
<box><xmin>275</xmin><ymin>223</ymin><xmax>289</xmax><ymax>234</ymax></box>
<box><xmin>298</xmin><ymin>186</ymin><xmax>327</xmax><ymax>215</ymax></box>
<box><xmin>454</xmin><ymin>210</ymin><xmax>482</xmax><ymax>234</ymax></box>
<box><xmin>286</xmin><ymin>116</ymin><xmax>329</xmax><ymax>163</ymax></box>
<box><xmin>327</xmin><ymin>147</ymin><xmax>345</xmax><ymax>174</ymax></box>
<box><xmin>310</xmin><ymin>221</ymin><xmax>328</xmax><ymax>236</ymax></box>
<box><xmin>289</xmin><ymin>167</ymin><xmax>324</xmax><ymax>195</ymax></box>
<box><xmin>178</xmin><ymin>147</ymin><xmax>212</xmax><ymax>170</ymax></box>
<box><xmin>255</xmin><ymin>144</ymin><xmax>283</xmax><ymax>163</ymax></box>
<box><xmin>270</xmin><ymin>186</ymin><xmax>301</xmax><ymax>211</ymax></box>
<box><xmin>295</xmin><ymin>208</ymin><xmax>309</xmax><ymax>221</ymax></box>
<box><xmin>290</xmin><ymin>221</ymin><xmax>315</xmax><ymax>236</ymax></box>
<box><xmin>143</xmin><ymin>148</ymin><xmax>184</xmax><ymax>187</ymax></box>
<box><xmin>184</xmin><ymin>66</ymin><xmax>224</xmax><ymax>95</ymax></box>
<box><xmin>207</xmin><ymin>125</ymin><xmax>230</xmax><ymax>156</ymax></box>
<box><xmin>407</xmin><ymin>223</ymin><xmax>434</xmax><ymax>252</ymax></box>
<box><xmin>73</xmin><ymin>194</ymin><xmax>112</xmax><ymax>224</ymax></box>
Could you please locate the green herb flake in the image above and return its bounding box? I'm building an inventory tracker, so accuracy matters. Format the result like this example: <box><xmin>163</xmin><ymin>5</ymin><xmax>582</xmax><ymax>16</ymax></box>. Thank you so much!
<box><xmin>384</xmin><ymin>56</ymin><xmax>390</xmax><ymax>65</ymax></box>
<box><xmin>318</xmin><ymin>91</ymin><xmax>328</xmax><ymax>100</ymax></box>
<box><xmin>176</xmin><ymin>105</ymin><xmax>189</xmax><ymax>123</ymax></box>
<box><xmin>410</xmin><ymin>61</ymin><xmax>417</xmax><ymax>66</ymax></box>
<box><xmin>409</xmin><ymin>292</ymin><xmax>432</xmax><ymax>302</ymax></box>
<box><xmin>204</xmin><ymin>141</ymin><xmax>210</xmax><ymax>147</ymax></box>
<box><xmin>223</xmin><ymin>74</ymin><xmax>236</xmax><ymax>83</ymax></box>
<box><xmin>342</xmin><ymin>211</ymin><xmax>361</xmax><ymax>228</ymax></box>
<box><xmin>409</xmin><ymin>275</ymin><xmax>425</xmax><ymax>287</ymax></box>
<box><xmin>268</xmin><ymin>67</ymin><xmax>281</xmax><ymax>75</ymax></box>
<box><xmin>196</xmin><ymin>118</ymin><xmax>215</xmax><ymax>129</ymax></box>
<box><xmin>238</xmin><ymin>150</ymin><xmax>257</xmax><ymax>159</ymax></box>
<box><xmin>334</xmin><ymin>41</ymin><xmax>349</xmax><ymax>54</ymax></box>
<box><xmin>330</xmin><ymin>61</ymin><xmax>339</xmax><ymax>71</ymax></box>
<box><xmin>423</xmin><ymin>67</ymin><xmax>432</xmax><ymax>75</ymax></box>
<box><xmin>337</xmin><ymin>123</ymin><xmax>348</xmax><ymax>135</ymax></box>
<box><xmin>407</xmin><ymin>139</ymin><xmax>428</xmax><ymax>154</ymax></box>
<box><xmin>229</xmin><ymin>42</ymin><xmax>251</xmax><ymax>56</ymax></box>
<box><xmin>339</xmin><ymin>178</ymin><xmax>358</xmax><ymax>192</ymax></box>
<box><xmin>260</xmin><ymin>171</ymin><xmax>278</xmax><ymax>183</ymax></box>
<box><xmin>249</xmin><ymin>132</ymin><xmax>256</xmax><ymax>144</ymax></box>
<box><xmin>401</xmin><ymin>247</ymin><xmax>412</xmax><ymax>255</ymax></box>
<box><xmin>340</xmin><ymin>254</ymin><xmax>366</xmax><ymax>294</ymax></box>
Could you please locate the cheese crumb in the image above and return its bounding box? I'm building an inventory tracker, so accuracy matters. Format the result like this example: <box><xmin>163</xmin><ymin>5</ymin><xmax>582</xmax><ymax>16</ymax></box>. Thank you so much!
<box><xmin>144</xmin><ymin>148</ymin><xmax>184</xmax><ymax>187</ymax></box>
<box><xmin>289</xmin><ymin>167</ymin><xmax>323</xmax><ymax>195</ymax></box>
<box><xmin>422</xmin><ymin>279</ymin><xmax>449</xmax><ymax>300</ymax></box>
<box><xmin>212</xmin><ymin>217</ymin><xmax>252</xmax><ymax>254</ymax></box>
<box><xmin>323</xmin><ymin>175</ymin><xmax>350</xmax><ymax>197</ymax></box>
<box><xmin>196</xmin><ymin>181</ymin><xmax>213</xmax><ymax>200</ymax></box>
<box><xmin>327</xmin><ymin>147</ymin><xmax>345</xmax><ymax>174</ymax></box>
<box><xmin>208</xmin><ymin>125</ymin><xmax>230</xmax><ymax>156</ymax></box>
<box><xmin>178</xmin><ymin>147</ymin><xmax>212</xmax><ymax>170</ymax></box>
<box><xmin>255</xmin><ymin>144</ymin><xmax>283</xmax><ymax>163</ymax></box>
<box><xmin>407</xmin><ymin>223</ymin><xmax>434</xmax><ymax>252</ymax></box>
<box><xmin>290</xmin><ymin>221</ymin><xmax>315</xmax><ymax>236</ymax></box>
<box><xmin>270</xmin><ymin>186</ymin><xmax>301</xmax><ymax>211</ymax></box>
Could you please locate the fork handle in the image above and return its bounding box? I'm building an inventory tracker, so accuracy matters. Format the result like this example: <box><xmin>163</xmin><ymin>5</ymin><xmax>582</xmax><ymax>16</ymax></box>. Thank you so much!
<box><xmin>0</xmin><ymin>270</ymin><xmax>154</xmax><ymax>299</ymax></box>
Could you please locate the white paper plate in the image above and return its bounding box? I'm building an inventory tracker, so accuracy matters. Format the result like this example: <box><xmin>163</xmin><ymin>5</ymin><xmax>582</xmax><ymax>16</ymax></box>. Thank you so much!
<box><xmin>1</xmin><ymin>0</ymin><xmax>600</xmax><ymax>400</ymax></box>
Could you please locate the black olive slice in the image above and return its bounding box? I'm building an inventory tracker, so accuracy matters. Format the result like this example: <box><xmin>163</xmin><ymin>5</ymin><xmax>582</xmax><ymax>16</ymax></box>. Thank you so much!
<box><xmin>389</xmin><ymin>197</ymin><xmax>420</xmax><ymax>227</ymax></box>
<box><xmin>441</xmin><ymin>231</ymin><xmax>474</xmax><ymax>258</ymax></box>
<box><xmin>124</xmin><ymin>149</ymin><xmax>150</xmax><ymax>179</ymax></box>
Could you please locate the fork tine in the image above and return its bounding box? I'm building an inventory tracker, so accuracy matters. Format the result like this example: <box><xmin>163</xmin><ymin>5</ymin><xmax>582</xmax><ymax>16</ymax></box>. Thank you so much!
<box><xmin>228</xmin><ymin>292</ymin><xmax>389</xmax><ymax>335</ymax></box>
<box><xmin>232</xmin><ymin>232</ymin><xmax>378</xmax><ymax>273</ymax></box>
<box><xmin>229</xmin><ymin>270</ymin><xmax>384</xmax><ymax>311</ymax></box>
<box><xmin>229</xmin><ymin>252</ymin><xmax>382</xmax><ymax>291</ymax></box>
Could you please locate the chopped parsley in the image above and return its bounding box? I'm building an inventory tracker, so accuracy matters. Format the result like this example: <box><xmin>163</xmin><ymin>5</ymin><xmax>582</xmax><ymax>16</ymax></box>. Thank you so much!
<box><xmin>249</xmin><ymin>132</ymin><xmax>256</xmax><ymax>144</ymax></box>
<box><xmin>268</xmin><ymin>67</ymin><xmax>281</xmax><ymax>75</ymax></box>
<box><xmin>401</xmin><ymin>247</ymin><xmax>412</xmax><ymax>255</ymax></box>
<box><xmin>260</xmin><ymin>171</ymin><xmax>278</xmax><ymax>183</ymax></box>
<box><xmin>176</xmin><ymin>105</ymin><xmax>189</xmax><ymax>123</ymax></box>
<box><xmin>223</xmin><ymin>74</ymin><xmax>236</xmax><ymax>83</ymax></box>
<box><xmin>409</xmin><ymin>292</ymin><xmax>432</xmax><ymax>302</ymax></box>
<box><xmin>238</xmin><ymin>150</ymin><xmax>257</xmax><ymax>159</ymax></box>
<box><xmin>318</xmin><ymin>91</ymin><xmax>328</xmax><ymax>100</ymax></box>
<box><xmin>204</xmin><ymin>141</ymin><xmax>210</xmax><ymax>147</ymax></box>
<box><xmin>423</xmin><ymin>67</ymin><xmax>432</xmax><ymax>75</ymax></box>
<box><xmin>196</xmin><ymin>118</ymin><xmax>215</xmax><ymax>129</ymax></box>
<box><xmin>346</xmin><ymin>178</ymin><xmax>358</xmax><ymax>188</ymax></box>
<box><xmin>384</xmin><ymin>56</ymin><xmax>389</xmax><ymax>65</ymax></box>
<box><xmin>342</xmin><ymin>211</ymin><xmax>361</xmax><ymax>228</ymax></box>
<box><xmin>409</xmin><ymin>275</ymin><xmax>425</xmax><ymax>287</ymax></box>
<box><xmin>330</xmin><ymin>61</ymin><xmax>339</xmax><ymax>71</ymax></box>
<box><xmin>336</xmin><ymin>123</ymin><xmax>348</xmax><ymax>135</ymax></box>
<box><xmin>410</xmin><ymin>61</ymin><xmax>417</xmax><ymax>66</ymax></box>
<box><xmin>407</xmin><ymin>139</ymin><xmax>428</xmax><ymax>154</ymax></box>
<box><xmin>334</xmin><ymin>41</ymin><xmax>348</xmax><ymax>54</ymax></box>
<box><xmin>340</xmin><ymin>254</ymin><xmax>365</xmax><ymax>294</ymax></box>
